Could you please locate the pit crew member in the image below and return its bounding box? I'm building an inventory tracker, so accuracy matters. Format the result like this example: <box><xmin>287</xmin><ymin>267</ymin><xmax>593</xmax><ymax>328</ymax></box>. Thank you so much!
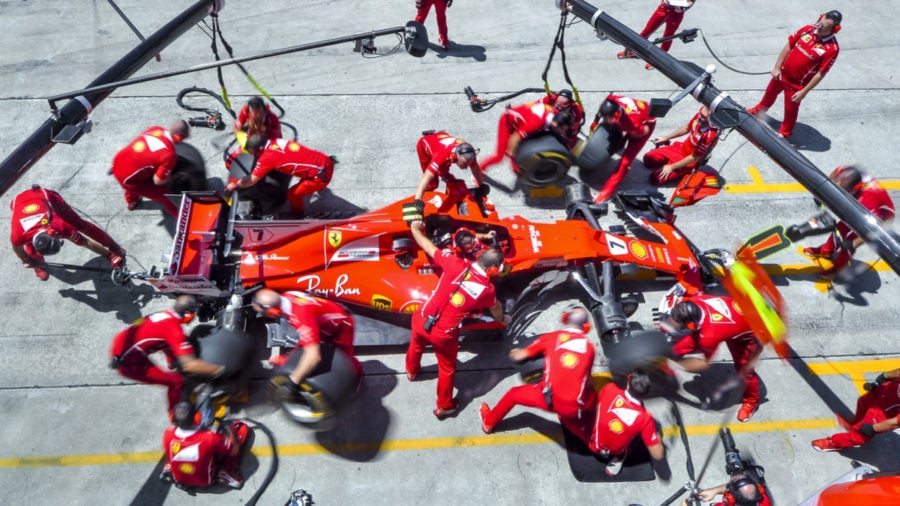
<box><xmin>812</xmin><ymin>367</ymin><xmax>900</xmax><ymax>452</ymax></box>
<box><xmin>661</xmin><ymin>296</ymin><xmax>763</xmax><ymax>422</ymax></box>
<box><xmin>161</xmin><ymin>401</ymin><xmax>249</xmax><ymax>489</ymax></box>
<box><xmin>589</xmin><ymin>371</ymin><xmax>666</xmax><ymax>477</ymax></box>
<box><xmin>415</xmin><ymin>0</ymin><xmax>453</xmax><ymax>50</ymax></box>
<box><xmin>10</xmin><ymin>185</ymin><xmax>126</xmax><ymax>280</ymax></box>
<box><xmin>414</xmin><ymin>131</ymin><xmax>486</xmax><ymax>203</ymax></box>
<box><xmin>405</xmin><ymin>219</ymin><xmax>508</xmax><ymax>419</ymax></box>
<box><xmin>479</xmin><ymin>306</ymin><xmax>596</xmax><ymax>440</ymax></box>
<box><xmin>800</xmin><ymin>165</ymin><xmax>895</xmax><ymax>275</ymax></box>
<box><xmin>540</xmin><ymin>89</ymin><xmax>584</xmax><ymax>149</ymax></box>
<box><xmin>226</xmin><ymin>134</ymin><xmax>336</xmax><ymax>216</ymax></box>
<box><xmin>683</xmin><ymin>473</ymin><xmax>772</xmax><ymax>506</ymax></box>
<box><xmin>746</xmin><ymin>11</ymin><xmax>841</xmax><ymax>139</ymax></box>
<box><xmin>252</xmin><ymin>289</ymin><xmax>363</xmax><ymax>397</ymax></box>
<box><xmin>642</xmin><ymin>104</ymin><xmax>719</xmax><ymax>185</ymax></box>
<box><xmin>109</xmin><ymin>295</ymin><xmax>225</xmax><ymax>412</ymax></box>
<box><xmin>589</xmin><ymin>95</ymin><xmax>656</xmax><ymax>203</ymax></box>
<box><xmin>110</xmin><ymin>120</ymin><xmax>190</xmax><ymax>216</ymax></box>
<box><xmin>479</xmin><ymin>100</ymin><xmax>574</xmax><ymax>174</ymax></box>
<box><xmin>227</xmin><ymin>96</ymin><xmax>283</xmax><ymax>167</ymax></box>
<box><xmin>619</xmin><ymin>1</ymin><xmax>696</xmax><ymax>70</ymax></box>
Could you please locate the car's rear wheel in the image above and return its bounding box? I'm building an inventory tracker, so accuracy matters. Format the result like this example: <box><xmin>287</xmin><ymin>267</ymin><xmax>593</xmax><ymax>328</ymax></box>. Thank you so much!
<box><xmin>230</xmin><ymin>153</ymin><xmax>291</xmax><ymax>215</ymax></box>
<box><xmin>167</xmin><ymin>142</ymin><xmax>208</xmax><ymax>193</ymax></box>
<box><xmin>277</xmin><ymin>345</ymin><xmax>361</xmax><ymax>431</ymax></box>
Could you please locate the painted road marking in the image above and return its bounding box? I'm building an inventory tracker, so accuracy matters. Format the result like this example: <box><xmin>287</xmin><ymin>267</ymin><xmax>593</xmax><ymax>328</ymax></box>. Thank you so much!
<box><xmin>725</xmin><ymin>167</ymin><xmax>900</xmax><ymax>194</ymax></box>
<box><xmin>3</xmin><ymin>359</ymin><xmax>898</xmax><ymax>469</ymax></box>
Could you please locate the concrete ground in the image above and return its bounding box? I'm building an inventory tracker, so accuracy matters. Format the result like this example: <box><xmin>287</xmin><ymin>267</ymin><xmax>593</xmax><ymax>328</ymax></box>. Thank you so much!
<box><xmin>0</xmin><ymin>0</ymin><xmax>898</xmax><ymax>504</ymax></box>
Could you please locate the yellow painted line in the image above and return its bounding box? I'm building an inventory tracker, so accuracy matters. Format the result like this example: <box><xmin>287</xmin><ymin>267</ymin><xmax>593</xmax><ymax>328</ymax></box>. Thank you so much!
<box><xmin>0</xmin><ymin>418</ymin><xmax>836</xmax><ymax>469</ymax></box>
<box><xmin>725</xmin><ymin>166</ymin><xmax>900</xmax><ymax>194</ymax></box>
<box><xmin>806</xmin><ymin>359</ymin><xmax>900</xmax><ymax>376</ymax></box>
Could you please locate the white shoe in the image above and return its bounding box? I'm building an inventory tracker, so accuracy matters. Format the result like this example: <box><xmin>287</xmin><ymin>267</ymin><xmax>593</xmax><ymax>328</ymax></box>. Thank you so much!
<box><xmin>605</xmin><ymin>451</ymin><xmax>627</xmax><ymax>476</ymax></box>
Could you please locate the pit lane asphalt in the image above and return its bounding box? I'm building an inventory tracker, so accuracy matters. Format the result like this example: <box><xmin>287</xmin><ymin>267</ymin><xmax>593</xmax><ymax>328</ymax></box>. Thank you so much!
<box><xmin>1</xmin><ymin>1</ymin><xmax>899</xmax><ymax>505</ymax></box>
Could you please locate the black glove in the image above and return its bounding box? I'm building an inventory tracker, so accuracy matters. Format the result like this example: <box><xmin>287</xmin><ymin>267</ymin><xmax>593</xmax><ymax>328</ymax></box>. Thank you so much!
<box><xmin>859</xmin><ymin>423</ymin><xmax>877</xmax><ymax>438</ymax></box>
<box><xmin>402</xmin><ymin>200</ymin><xmax>425</xmax><ymax>223</ymax></box>
<box><xmin>863</xmin><ymin>372</ymin><xmax>889</xmax><ymax>392</ymax></box>
<box><xmin>446</xmin><ymin>0</ymin><xmax>453</xmax><ymax>7</ymax></box>
<box><xmin>267</xmin><ymin>374</ymin><xmax>300</xmax><ymax>403</ymax></box>
<box><xmin>840</xmin><ymin>237</ymin><xmax>856</xmax><ymax>251</ymax></box>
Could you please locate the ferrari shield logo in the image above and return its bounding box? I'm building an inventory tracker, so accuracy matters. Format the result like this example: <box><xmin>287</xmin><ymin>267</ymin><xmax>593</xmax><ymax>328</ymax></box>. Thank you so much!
<box><xmin>328</xmin><ymin>230</ymin><xmax>342</xmax><ymax>248</ymax></box>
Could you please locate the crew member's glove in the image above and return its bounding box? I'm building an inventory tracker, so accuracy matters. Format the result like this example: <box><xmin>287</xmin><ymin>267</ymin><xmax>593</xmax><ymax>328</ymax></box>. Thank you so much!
<box><xmin>840</xmin><ymin>237</ymin><xmax>856</xmax><ymax>251</ymax></box>
<box><xmin>474</xmin><ymin>183</ymin><xmax>491</xmax><ymax>198</ymax></box>
<box><xmin>446</xmin><ymin>0</ymin><xmax>453</xmax><ymax>7</ymax></box>
<box><xmin>225</xmin><ymin>181</ymin><xmax>237</xmax><ymax>193</ymax></box>
<box><xmin>268</xmin><ymin>374</ymin><xmax>300</xmax><ymax>403</ymax></box>
<box><xmin>403</xmin><ymin>199</ymin><xmax>425</xmax><ymax>223</ymax></box>
<box><xmin>859</xmin><ymin>423</ymin><xmax>877</xmax><ymax>438</ymax></box>
<box><xmin>863</xmin><ymin>372</ymin><xmax>889</xmax><ymax>392</ymax></box>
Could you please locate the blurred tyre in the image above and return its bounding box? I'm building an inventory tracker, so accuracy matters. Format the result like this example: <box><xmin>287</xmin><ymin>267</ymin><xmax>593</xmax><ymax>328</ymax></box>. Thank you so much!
<box><xmin>167</xmin><ymin>142</ymin><xmax>208</xmax><ymax>193</ymax></box>
<box><xmin>230</xmin><ymin>153</ymin><xmax>290</xmax><ymax>215</ymax></box>
<box><xmin>514</xmin><ymin>134</ymin><xmax>573</xmax><ymax>187</ymax></box>
<box><xmin>574</xmin><ymin>126</ymin><xmax>618</xmax><ymax>174</ymax></box>
<box><xmin>277</xmin><ymin>345</ymin><xmax>361</xmax><ymax>431</ymax></box>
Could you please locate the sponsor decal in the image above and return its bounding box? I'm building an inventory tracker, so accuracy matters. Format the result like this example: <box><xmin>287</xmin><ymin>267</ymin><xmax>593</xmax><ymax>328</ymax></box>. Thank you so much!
<box><xmin>179</xmin><ymin>464</ymin><xmax>195</xmax><ymax>474</ymax></box>
<box><xmin>295</xmin><ymin>273</ymin><xmax>361</xmax><ymax>297</ymax></box>
<box><xmin>733</xmin><ymin>301</ymin><xmax>743</xmax><ymax>315</ymax></box>
<box><xmin>22</xmin><ymin>203</ymin><xmax>39</xmax><ymax>214</ymax></box>
<box><xmin>559</xmin><ymin>333</ymin><xmax>570</xmax><ymax>342</ymax></box>
<box><xmin>614</xmin><ymin>397</ymin><xmax>624</xmax><ymax>408</ymax></box>
<box><xmin>800</xmin><ymin>33</ymin><xmax>812</xmax><ymax>43</ymax></box>
<box><xmin>256</xmin><ymin>253</ymin><xmax>290</xmax><ymax>261</ymax></box>
<box><xmin>711</xmin><ymin>314</ymin><xmax>723</xmax><ymax>322</ymax></box>
<box><xmin>449</xmin><ymin>292</ymin><xmax>465</xmax><ymax>307</ymax></box>
<box><xmin>606</xmin><ymin>235</ymin><xmax>628</xmax><ymax>256</ymax></box>
<box><xmin>560</xmin><ymin>352</ymin><xmax>578</xmax><ymax>369</ymax></box>
<box><xmin>609</xmin><ymin>420</ymin><xmax>625</xmax><ymax>434</ymax></box>
<box><xmin>330</xmin><ymin>235</ymin><xmax>380</xmax><ymax>263</ymax></box>
<box><xmin>399</xmin><ymin>301</ymin><xmax>421</xmax><ymax>313</ymax></box>
<box><xmin>172</xmin><ymin>442</ymin><xmax>181</xmax><ymax>454</ymax></box>
<box><xmin>132</xmin><ymin>140</ymin><xmax>146</xmax><ymax>153</ymax></box>
<box><xmin>529</xmin><ymin>225</ymin><xmax>543</xmax><ymax>253</ymax></box>
<box><xmin>288</xmin><ymin>141</ymin><xmax>300</xmax><ymax>152</ymax></box>
<box><xmin>533</xmin><ymin>257</ymin><xmax>567</xmax><ymax>269</ymax></box>
<box><xmin>629</xmin><ymin>241</ymin><xmax>648</xmax><ymax>260</ymax></box>
<box><xmin>328</xmin><ymin>230</ymin><xmax>342</xmax><ymax>248</ymax></box>
<box><xmin>169</xmin><ymin>196</ymin><xmax>192</xmax><ymax>275</ymax></box>
<box><xmin>371</xmin><ymin>294</ymin><xmax>393</xmax><ymax>311</ymax></box>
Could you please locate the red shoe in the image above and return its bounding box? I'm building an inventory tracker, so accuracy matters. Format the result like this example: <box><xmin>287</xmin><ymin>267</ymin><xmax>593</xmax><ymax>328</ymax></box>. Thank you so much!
<box><xmin>268</xmin><ymin>354</ymin><xmax>289</xmax><ymax>368</ymax></box>
<box><xmin>406</xmin><ymin>370</ymin><xmax>418</xmax><ymax>381</ymax></box>
<box><xmin>479</xmin><ymin>403</ymin><xmax>494</xmax><ymax>434</ymax></box>
<box><xmin>33</xmin><ymin>267</ymin><xmax>49</xmax><ymax>281</ymax></box>
<box><xmin>737</xmin><ymin>402</ymin><xmax>758</xmax><ymax>422</ymax></box>
<box><xmin>802</xmin><ymin>247</ymin><xmax>829</xmax><ymax>259</ymax></box>
<box><xmin>811</xmin><ymin>437</ymin><xmax>841</xmax><ymax>453</ymax></box>
<box><xmin>617</xmin><ymin>50</ymin><xmax>637</xmax><ymax>59</ymax></box>
<box><xmin>440</xmin><ymin>39</ymin><xmax>451</xmax><ymax>50</ymax></box>
<box><xmin>433</xmin><ymin>398</ymin><xmax>460</xmax><ymax>420</ymax></box>
<box><xmin>107</xmin><ymin>252</ymin><xmax>125</xmax><ymax>269</ymax></box>
<box><xmin>644</xmin><ymin>63</ymin><xmax>654</xmax><ymax>70</ymax></box>
<box><xmin>159</xmin><ymin>462</ymin><xmax>173</xmax><ymax>483</ymax></box>
<box><xmin>126</xmin><ymin>198</ymin><xmax>142</xmax><ymax>211</ymax></box>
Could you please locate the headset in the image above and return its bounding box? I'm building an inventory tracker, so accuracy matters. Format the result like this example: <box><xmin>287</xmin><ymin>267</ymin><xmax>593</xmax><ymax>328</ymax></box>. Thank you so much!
<box><xmin>723</xmin><ymin>476</ymin><xmax>765</xmax><ymax>506</ymax></box>
<box><xmin>476</xmin><ymin>247</ymin><xmax>505</xmax><ymax>278</ymax></box>
<box><xmin>452</xmin><ymin>142</ymin><xmax>478</xmax><ymax>166</ymax></box>
<box><xmin>253</xmin><ymin>295</ymin><xmax>284</xmax><ymax>318</ymax></box>
<box><xmin>561</xmin><ymin>305</ymin><xmax>592</xmax><ymax>334</ymax></box>
<box><xmin>452</xmin><ymin>228</ymin><xmax>477</xmax><ymax>256</ymax></box>
<box><xmin>817</xmin><ymin>11</ymin><xmax>842</xmax><ymax>34</ymax></box>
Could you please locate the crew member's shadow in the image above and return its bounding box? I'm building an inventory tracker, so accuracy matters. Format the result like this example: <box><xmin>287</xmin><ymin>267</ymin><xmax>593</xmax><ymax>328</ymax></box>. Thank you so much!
<box><xmin>53</xmin><ymin>257</ymin><xmax>158</xmax><ymax>323</ymax></box>
<box><xmin>839</xmin><ymin>432</ymin><xmax>900</xmax><ymax>472</ymax></box>
<box><xmin>314</xmin><ymin>360</ymin><xmax>395</xmax><ymax>462</ymax></box>
<box><xmin>434</xmin><ymin>41</ymin><xmax>487</xmax><ymax>61</ymax></box>
<box><xmin>679</xmin><ymin>363</ymin><xmax>768</xmax><ymax>412</ymax></box>
<box><xmin>759</xmin><ymin>116</ymin><xmax>831</xmax><ymax>152</ymax></box>
<box><xmin>830</xmin><ymin>262</ymin><xmax>883</xmax><ymax>306</ymax></box>
<box><xmin>290</xmin><ymin>188</ymin><xmax>368</xmax><ymax>219</ymax></box>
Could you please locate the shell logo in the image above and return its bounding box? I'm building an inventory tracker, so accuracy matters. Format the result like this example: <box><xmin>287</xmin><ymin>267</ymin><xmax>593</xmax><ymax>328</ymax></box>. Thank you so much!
<box><xmin>450</xmin><ymin>292</ymin><xmax>465</xmax><ymax>307</ymax></box>
<box><xmin>629</xmin><ymin>241</ymin><xmax>648</xmax><ymax>260</ymax></box>
<box><xmin>560</xmin><ymin>352</ymin><xmax>579</xmax><ymax>369</ymax></box>
<box><xmin>132</xmin><ymin>140</ymin><xmax>146</xmax><ymax>153</ymax></box>
<box><xmin>178</xmin><ymin>463</ymin><xmax>195</xmax><ymax>474</ymax></box>
<box><xmin>733</xmin><ymin>301</ymin><xmax>743</xmax><ymax>315</ymax></box>
<box><xmin>288</xmin><ymin>142</ymin><xmax>300</xmax><ymax>152</ymax></box>
<box><xmin>609</xmin><ymin>419</ymin><xmax>625</xmax><ymax>434</ymax></box>
<box><xmin>22</xmin><ymin>203</ymin><xmax>39</xmax><ymax>214</ymax></box>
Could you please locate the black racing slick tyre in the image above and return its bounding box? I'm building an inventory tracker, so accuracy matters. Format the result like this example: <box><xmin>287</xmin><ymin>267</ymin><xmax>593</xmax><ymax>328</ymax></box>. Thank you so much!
<box><xmin>606</xmin><ymin>330</ymin><xmax>673</xmax><ymax>386</ymax></box>
<box><xmin>230</xmin><ymin>153</ymin><xmax>290</xmax><ymax>215</ymax></box>
<box><xmin>167</xmin><ymin>142</ymin><xmax>208</xmax><ymax>193</ymax></box>
<box><xmin>574</xmin><ymin>126</ymin><xmax>617</xmax><ymax>174</ymax></box>
<box><xmin>192</xmin><ymin>325</ymin><xmax>252</xmax><ymax>379</ymax></box>
<box><xmin>277</xmin><ymin>345</ymin><xmax>361</xmax><ymax>431</ymax></box>
<box><xmin>514</xmin><ymin>134</ymin><xmax>573</xmax><ymax>187</ymax></box>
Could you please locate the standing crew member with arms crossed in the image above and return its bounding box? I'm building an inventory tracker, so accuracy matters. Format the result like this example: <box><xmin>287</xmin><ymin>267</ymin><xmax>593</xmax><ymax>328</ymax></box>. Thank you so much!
<box><xmin>405</xmin><ymin>218</ymin><xmax>508</xmax><ymax>419</ymax></box>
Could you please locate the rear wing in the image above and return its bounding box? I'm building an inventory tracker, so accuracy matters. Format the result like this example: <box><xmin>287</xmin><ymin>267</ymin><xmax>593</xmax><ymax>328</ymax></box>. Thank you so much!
<box><xmin>150</xmin><ymin>192</ymin><xmax>232</xmax><ymax>297</ymax></box>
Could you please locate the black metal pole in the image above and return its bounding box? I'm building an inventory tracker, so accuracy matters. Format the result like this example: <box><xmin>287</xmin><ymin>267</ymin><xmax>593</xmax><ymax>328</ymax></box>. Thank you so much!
<box><xmin>0</xmin><ymin>0</ymin><xmax>219</xmax><ymax>198</ymax></box>
<box><xmin>557</xmin><ymin>0</ymin><xmax>900</xmax><ymax>276</ymax></box>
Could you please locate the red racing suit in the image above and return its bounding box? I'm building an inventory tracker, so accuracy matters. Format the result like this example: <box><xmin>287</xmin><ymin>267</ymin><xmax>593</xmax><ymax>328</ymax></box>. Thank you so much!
<box><xmin>280</xmin><ymin>291</ymin><xmax>362</xmax><ymax>379</ymax></box>
<box><xmin>9</xmin><ymin>187</ymin><xmax>123</xmax><ymax>268</ymax></box>
<box><xmin>814</xmin><ymin>178</ymin><xmax>895</xmax><ymax>272</ymax></box>
<box><xmin>540</xmin><ymin>94</ymin><xmax>585</xmax><ymax>149</ymax></box>
<box><xmin>109</xmin><ymin>310</ymin><xmax>194</xmax><ymax>411</ymax></box>
<box><xmin>670</xmin><ymin>293</ymin><xmax>762</xmax><ymax>407</ymax></box>
<box><xmin>250</xmin><ymin>138</ymin><xmax>334</xmax><ymax>214</ymax></box>
<box><xmin>227</xmin><ymin>104</ymin><xmax>284</xmax><ymax>167</ymax></box>
<box><xmin>589</xmin><ymin>382</ymin><xmax>660</xmax><ymax>456</ymax></box>
<box><xmin>483</xmin><ymin>328</ymin><xmax>596</xmax><ymax>441</ymax></box>
<box><xmin>592</xmin><ymin>95</ymin><xmax>656</xmax><ymax>202</ymax></box>
<box><xmin>414</xmin><ymin>0</ymin><xmax>450</xmax><ymax>46</ymax></box>
<box><xmin>110</xmin><ymin>126</ymin><xmax>180</xmax><ymax>216</ymax></box>
<box><xmin>480</xmin><ymin>100</ymin><xmax>556</xmax><ymax>173</ymax></box>
<box><xmin>754</xmin><ymin>25</ymin><xmax>839</xmax><ymax>137</ymax></box>
<box><xmin>637</xmin><ymin>1</ymin><xmax>694</xmax><ymax>53</ymax></box>
<box><xmin>642</xmin><ymin>111</ymin><xmax>719</xmax><ymax>184</ymax></box>
<box><xmin>163</xmin><ymin>420</ymin><xmax>248</xmax><ymax>488</ymax></box>
<box><xmin>829</xmin><ymin>380</ymin><xmax>900</xmax><ymax>449</ymax></box>
<box><xmin>406</xmin><ymin>249</ymin><xmax>498</xmax><ymax>410</ymax></box>
<box><xmin>416</xmin><ymin>131</ymin><xmax>481</xmax><ymax>191</ymax></box>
